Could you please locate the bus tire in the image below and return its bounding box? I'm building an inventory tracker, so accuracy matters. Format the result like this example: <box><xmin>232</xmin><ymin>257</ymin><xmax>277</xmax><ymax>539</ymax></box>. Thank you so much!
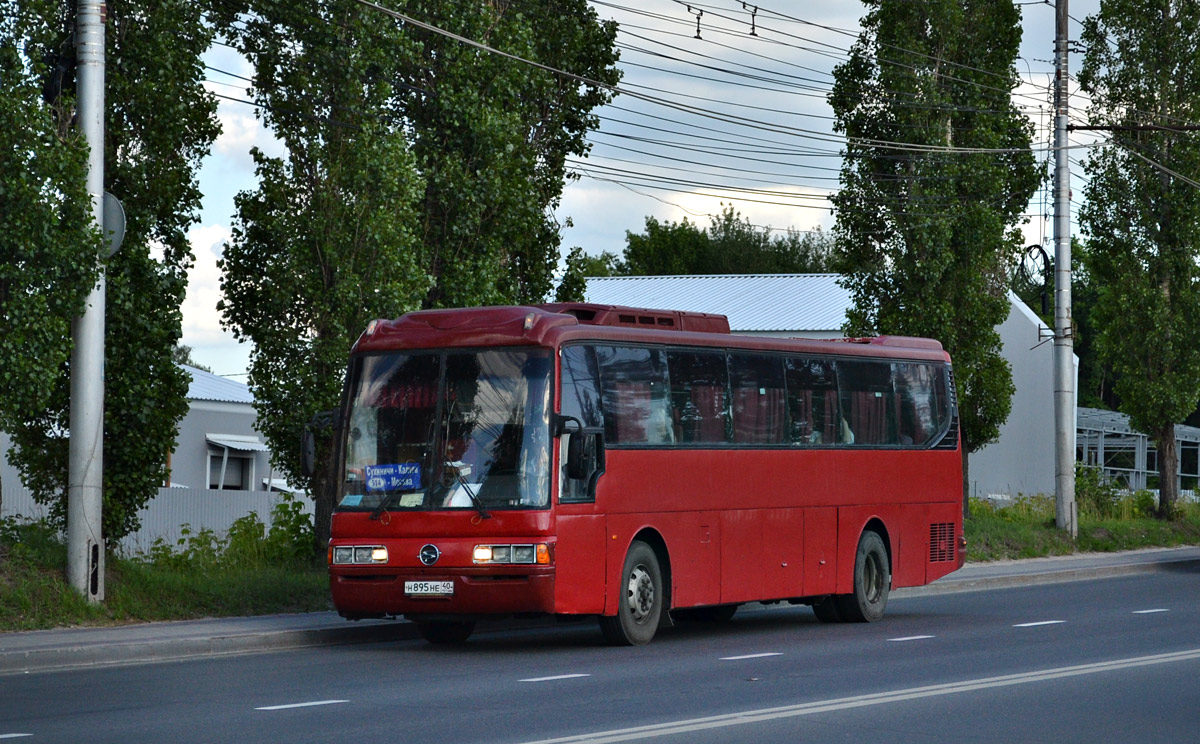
<box><xmin>836</xmin><ymin>530</ymin><xmax>890</xmax><ymax>623</ymax></box>
<box><xmin>599</xmin><ymin>540</ymin><xmax>663</xmax><ymax>646</ymax></box>
<box><xmin>811</xmin><ymin>596</ymin><xmax>843</xmax><ymax>623</ymax></box>
<box><xmin>416</xmin><ymin>620</ymin><xmax>475</xmax><ymax>644</ymax></box>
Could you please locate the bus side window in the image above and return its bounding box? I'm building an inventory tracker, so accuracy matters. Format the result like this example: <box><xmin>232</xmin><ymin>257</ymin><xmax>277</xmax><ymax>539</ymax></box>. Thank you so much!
<box><xmin>594</xmin><ymin>345</ymin><xmax>673</xmax><ymax>445</ymax></box>
<box><xmin>895</xmin><ymin>362</ymin><xmax>946</xmax><ymax>446</ymax></box>
<box><xmin>666</xmin><ymin>350</ymin><xmax>730</xmax><ymax>444</ymax></box>
<box><xmin>838</xmin><ymin>360</ymin><xmax>899</xmax><ymax>445</ymax></box>
<box><xmin>560</xmin><ymin>345</ymin><xmax>603</xmax><ymax>503</ymax></box>
<box><xmin>560</xmin><ymin>345</ymin><xmax>603</xmax><ymax>429</ymax></box>
<box><xmin>785</xmin><ymin>356</ymin><xmax>839</xmax><ymax>445</ymax></box>
<box><xmin>728</xmin><ymin>352</ymin><xmax>786</xmax><ymax>444</ymax></box>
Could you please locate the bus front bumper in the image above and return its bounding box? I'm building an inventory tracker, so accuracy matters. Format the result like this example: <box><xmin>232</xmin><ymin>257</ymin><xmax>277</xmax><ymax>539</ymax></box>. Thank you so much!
<box><xmin>331</xmin><ymin>565</ymin><xmax>556</xmax><ymax>618</ymax></box>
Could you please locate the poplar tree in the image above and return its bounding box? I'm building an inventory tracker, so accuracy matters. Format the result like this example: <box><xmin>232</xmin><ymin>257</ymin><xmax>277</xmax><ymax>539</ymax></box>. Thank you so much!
<box><xmin>1078</xmin><ymin>0</ymin><xmax>1200</xmax><ymax>518</ymax></box>
<box><xmin>2</xmin><ymin>0</ymin><xmax>219</xmax><ymax>541</ymax></box>
<box><xmin>830</xmin><ymin>0</ymin><xmax>1040</xmax><ymax>501</ymax></box>
<box><xmin>217</xmin><ymin>0</ymin><xmax>620</xmax><ymax>552</ymax></box>
<box><xmin>0</xmin><ymin>0</ymin><xmax>102</xmax><ymax>518</ymax></box>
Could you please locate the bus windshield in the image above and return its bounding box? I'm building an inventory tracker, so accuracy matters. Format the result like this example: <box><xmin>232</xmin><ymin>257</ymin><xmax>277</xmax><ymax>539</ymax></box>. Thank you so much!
<box><xmin>339</xmin><ymin>348</ymin><xmax>552</xmax><ymax>513</ymax></box>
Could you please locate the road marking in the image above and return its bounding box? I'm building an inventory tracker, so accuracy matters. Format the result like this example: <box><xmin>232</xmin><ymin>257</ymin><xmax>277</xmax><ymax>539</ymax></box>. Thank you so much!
<box><xmin>0</xmin><ymin>735</ymin><xmax>33</xmax><ymax>740</ymax></box>
<box><xmin>888</xmin><ymin>635</ymin><xmax>935</xmax><ymax>642</ymax></box>
<box><xmin>515</xmin><ymin>648</ymin><xmax>1200</xmax><ymax>744</ymax></box>
<box><xmin>521</xmin><ymin>674</ymin><xmax>591</xmax><ymax>683</ymax></box>
<box><xmin>720</xmin><ymin>653</ymin><xmax>782</xmax><ymax>661</ymax></box>
<box><xmin>1013</xmin><ymin>620</ymin><xmax>1065</xmax><ymax>627</ymax></box>
<box><xmin>255</xmin><ymin>700</ymin><xmax>349</xmax><ymax>711</ymax></box>
<box><xmin>1133</xmin><ymin>609</ymin><xmax>1169</xmax><ymax>614</ymax></box>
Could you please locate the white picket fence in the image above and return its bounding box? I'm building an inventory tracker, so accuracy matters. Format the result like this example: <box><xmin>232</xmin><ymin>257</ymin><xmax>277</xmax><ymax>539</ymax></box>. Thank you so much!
<box><xmin>0</xmin><ymin>481</ymin><xmax>313</xmax><ymax>556</ymax></box>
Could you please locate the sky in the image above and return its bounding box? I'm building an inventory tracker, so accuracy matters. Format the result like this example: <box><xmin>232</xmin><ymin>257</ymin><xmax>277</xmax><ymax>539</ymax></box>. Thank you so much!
<box><xmin>183</xmin><ymin>0</ymin><xmax>1102</xmax><ymax>379</ymax></box>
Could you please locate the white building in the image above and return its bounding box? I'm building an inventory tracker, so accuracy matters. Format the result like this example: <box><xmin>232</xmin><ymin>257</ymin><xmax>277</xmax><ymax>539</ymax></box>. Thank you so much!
<box><xmin>1</xmin><ymin>365</ymin><xmax>306</xmax><ymax>553</ymax></box>
<box><xmin>585</xmin><ymin>274</ymin><xmax>1062</xmax><ymax>498</ymax></box>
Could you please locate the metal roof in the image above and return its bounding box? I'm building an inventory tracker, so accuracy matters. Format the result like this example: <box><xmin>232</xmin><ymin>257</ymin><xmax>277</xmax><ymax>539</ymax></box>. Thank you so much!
<box><xmin>183</xmin><ymin>364</ymin><xmax>254</xmax><ymax>405</ymax></box>
<box><xmin>583</xmin><ymin>274</ymin><xmax>852</xmax><ymax>333</ymax></box>
<box><xmin>206</xmin><ymin>433</ymin><xmax>269</xmax><ymax>451</ymax></box>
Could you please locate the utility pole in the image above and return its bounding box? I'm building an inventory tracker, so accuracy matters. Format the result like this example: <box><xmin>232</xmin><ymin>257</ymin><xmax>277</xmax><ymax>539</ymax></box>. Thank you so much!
<box><xmin>67</xmin><ymin>0</ymin><xmax>106</xmax><ymax>601</ymax></box>
<box><xmin>1053</xmin><ymin>0</ymin><xmax>1077</xmax><ymax>538</ymax></box>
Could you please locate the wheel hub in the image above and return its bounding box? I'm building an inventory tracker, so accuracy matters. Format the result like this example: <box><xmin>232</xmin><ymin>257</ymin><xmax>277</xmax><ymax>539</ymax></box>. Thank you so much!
<box><xmin>626</xmin><ymin>565</ymin><xmax>655</xmax><ymax>623</ymax></box>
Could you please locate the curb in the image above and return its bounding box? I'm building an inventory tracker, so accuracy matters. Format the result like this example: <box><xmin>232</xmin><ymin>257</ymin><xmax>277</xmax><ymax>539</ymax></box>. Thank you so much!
<box><xmin>895</xmin><ymin>556</ymin><xmax>1200</xmax><ymax>597</ymax></box>
<box><xmin>0</xmin><ymin>621</ymin><xmax>415</xmax><ymax>676</ymax></box>
<box><xmin>3</xmin><ymin>555</ymin><xmax>1197</xmax><ymax>676</ymax></box>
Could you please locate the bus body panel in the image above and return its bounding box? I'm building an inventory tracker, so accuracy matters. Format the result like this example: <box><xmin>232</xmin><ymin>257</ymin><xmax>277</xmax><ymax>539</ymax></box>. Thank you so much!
<box><xmin>329</xmin><ymin>510</ymin><xmax>558</xmax><ymax>617</ymax></box>
<box><xmin>552</xmin><ymin>511</ymin><xmax>607</xmax><ymax>613</ymax></box>
<box><xmin>719</xmin><ymin>508</ymin><xmax>805</xmax><ymax>604</ymax></box>
<box><xmin>803</xmin><ymin>507</ymin><xmax>838</xmax><ymax>596</ymax></box>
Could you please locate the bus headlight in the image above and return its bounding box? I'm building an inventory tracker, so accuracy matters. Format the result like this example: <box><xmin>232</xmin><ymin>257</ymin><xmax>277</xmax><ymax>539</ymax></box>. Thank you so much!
<box><xmin>333</xmin><ymin>545</ymin><xmax>388</xmax><ymax>564</ymax></box>
<box><xmin>473</xmin><ymin>543</ymin><xmax>550</xmax><ymax>565</ymax></box>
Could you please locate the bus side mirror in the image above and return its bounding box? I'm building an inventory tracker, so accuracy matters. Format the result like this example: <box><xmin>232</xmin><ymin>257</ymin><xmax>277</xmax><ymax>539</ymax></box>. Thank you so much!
<box><xmin>566</xmin><ymin>427</ymin><xmax>605</xmax><ymax>481</ymax></box>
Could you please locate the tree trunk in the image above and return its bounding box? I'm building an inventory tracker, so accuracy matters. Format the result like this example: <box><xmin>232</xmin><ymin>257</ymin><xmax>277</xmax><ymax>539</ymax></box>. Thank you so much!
<box><xmin>312</xmin><ymin>432</ymin><xmax>338</xmax><ymax>560</ymax></box>
<box><xmin>1156</xmin><ymin>424</ymin><xmax>1179</xmax><ymax>519</ymax></box>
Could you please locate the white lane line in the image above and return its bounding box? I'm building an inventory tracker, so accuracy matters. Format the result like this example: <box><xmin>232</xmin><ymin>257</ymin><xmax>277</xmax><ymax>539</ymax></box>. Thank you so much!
<box><xmin>255</xmin><ymin>700</ymin><xmax>349</xmax><ymax>711</ymax></box>
<box><xmin>720</xmin><ymin>653</ymin><xmax>783</xmax><ymax>661</ymax></box>
<box><xmin>515</xmin><ymin>648</ymin><xmax>1200</xmax><ymax>744</ymax></box>
<box><xmin>521</xmin><ymin>674</ymin><xmax>591</xmax><ymax>683</ymax></box>
<box><xmin>0</xmin><ymin>735</ymin><xmax>33</xmax><ymax>739</ymax></box>
<box><xmin>1133</xmin><ymin>609</ymin><xmax>1170</xmax><ymax>614</ymax></box>
<box><xmin>888</xmin><ymin>635</ymin><xmax>935</xmax><ymax>642</ymax></box>
<box><xmin>1013</xmin><ymin>620</ymin><xmax>1066</xmax><ymax>628</ymax></box>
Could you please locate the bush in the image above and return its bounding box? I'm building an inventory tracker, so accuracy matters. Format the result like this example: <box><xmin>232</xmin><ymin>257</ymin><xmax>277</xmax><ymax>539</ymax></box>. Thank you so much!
<box><xmin>1075</xmin><ymin>464</ymin><xmax>1123</xmax><ymax>519</ymax></box>
<box><xmin>141</xmin><ymin>494</ymin><xmax>315</xmax><ymax>570</ymax></box>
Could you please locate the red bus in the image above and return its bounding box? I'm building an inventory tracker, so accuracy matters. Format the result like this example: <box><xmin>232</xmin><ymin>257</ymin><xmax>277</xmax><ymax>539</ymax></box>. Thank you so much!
<box><xmin>322</xmin><ymin>303</ymin><xmax>964</xmax><ymax>645</ymax></box>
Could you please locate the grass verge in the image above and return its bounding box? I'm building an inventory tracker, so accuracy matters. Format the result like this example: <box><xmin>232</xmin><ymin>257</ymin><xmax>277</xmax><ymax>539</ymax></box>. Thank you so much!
<box><xmin>0</xmin><ymin>510</ymin><xmax>331</xmax><ymax>633</ymax></box>
<box><xmin>965</xmin><ymin>494</ymin><xmax>1200</xmax><ymax>561</ymax></box>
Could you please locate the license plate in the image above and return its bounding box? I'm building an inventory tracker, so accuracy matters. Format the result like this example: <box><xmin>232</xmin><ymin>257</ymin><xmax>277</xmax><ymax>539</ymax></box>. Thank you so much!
<box><xmin>404</xmin><ymin>580</ymin><xmax>454</xmax><ymax>597</ymax></box>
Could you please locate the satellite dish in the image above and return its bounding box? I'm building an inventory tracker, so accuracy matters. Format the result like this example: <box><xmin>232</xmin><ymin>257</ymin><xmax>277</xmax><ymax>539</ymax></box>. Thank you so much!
<box><xmin>102</xmin><ymin>192</ymin><xmax>125</xmax><ymax>257</ymax></box>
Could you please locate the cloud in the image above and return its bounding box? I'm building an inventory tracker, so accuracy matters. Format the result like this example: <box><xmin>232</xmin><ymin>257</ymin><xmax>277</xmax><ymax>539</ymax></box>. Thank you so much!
<box><xmin>182</xmin><ymin>224</ymin><xmax>232</xmax><ymax>346</ymax></box>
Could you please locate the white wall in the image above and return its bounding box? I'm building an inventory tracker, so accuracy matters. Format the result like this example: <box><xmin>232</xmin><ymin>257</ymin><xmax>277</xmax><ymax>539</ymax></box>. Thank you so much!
<box><xmin>968</xmin><ymin>295</ymin><xmax>1061</xmax><ymax>497</ymax></box>
<box><xmin>1</xmin><ymin>481</ymin><xmax>312</xmax><ymax>556</ymax></box>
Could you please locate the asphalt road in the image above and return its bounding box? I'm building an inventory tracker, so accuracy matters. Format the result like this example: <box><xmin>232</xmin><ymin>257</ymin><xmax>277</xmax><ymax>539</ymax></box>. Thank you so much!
<box><xmin>2</xmin><ymin>564</ymin><xmax>1199</xmax><ymax>743</ymax></box>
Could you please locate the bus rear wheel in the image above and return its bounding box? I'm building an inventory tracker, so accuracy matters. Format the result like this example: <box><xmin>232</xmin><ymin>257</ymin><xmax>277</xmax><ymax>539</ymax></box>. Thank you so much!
<box><xmin>600</xmin><ymin>541</ymin><xmax>663</xmax><ymax>646</ymax></box>
<box><xmin>416</xmin><ymin>620</ymin><xmax>476</xmax><ymax>644</ymax></box>
<box><xmin>811</xmin><ymin>596</ymin><xmax>843</xmax><ymax>623</ymax></box>
<box><xmin>835</xmin><ymin>530</ymin><xmax>890</xmax><ymax>623</ymax></box>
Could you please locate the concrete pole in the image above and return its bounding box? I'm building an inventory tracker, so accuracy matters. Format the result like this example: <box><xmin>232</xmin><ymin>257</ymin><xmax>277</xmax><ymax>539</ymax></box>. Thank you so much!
<box><xmin>1053</xmin><ymin>0</ymin><xmax>1077</xmax><ymax>538</ymax></box>
<box><xmin>67</xmin><ymin>0</ymin><xmax>106</xmax><ymax>601</ymax></box>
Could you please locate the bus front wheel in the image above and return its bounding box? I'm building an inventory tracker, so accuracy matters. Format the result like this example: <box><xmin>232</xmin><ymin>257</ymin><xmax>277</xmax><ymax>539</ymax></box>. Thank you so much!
<box><xmin>600</xmin><ymin>540</ymin><xmax>663</xmax><ymax>646</ymax></box>
<box><xmin>416</xmin><ymin>620</ymin><xmax>475</xmax><ymax>644</ymax></box>
<box><xmin>835</xmin><ymin>530</ymin><xmax>890</xmax><ymax>623</ymax></box>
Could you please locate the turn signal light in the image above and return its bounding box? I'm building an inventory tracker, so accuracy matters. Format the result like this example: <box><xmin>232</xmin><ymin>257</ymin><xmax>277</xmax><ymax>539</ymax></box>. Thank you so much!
<box><xmin>473</xmin><ymin>543</ymin><xmax>552</xmax><ymax>565</ymax></box>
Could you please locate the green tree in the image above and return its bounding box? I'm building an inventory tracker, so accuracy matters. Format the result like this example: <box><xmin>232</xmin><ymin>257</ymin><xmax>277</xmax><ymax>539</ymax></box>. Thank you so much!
<box><xmin>554</xmin><ymin>246</ymin><xmax>623</xmax><ymax>302</ymax></box>
<box><xmin>217</xmin><ymin>1</ymin><xmax>620</xmax><ymax>553</ymax></box>
<box><xmin>0</xmin><ymin>0</ymin><xmax>103</xmax><ymax>517</ymax></box>
<box><xmin>172</xmin><ymin>344</ymin><xmax>212</xmax><ymax>374</ymax></box>
<box><xmin>399</xmin><ymin>0</ymin><xmax>621</xmax><ymax>308</ymax></box>
<box><xmin>830</xmin><ymin>0</ymin><xmax>1041</xmax><ymax>504</ymax></box>
<box><xmin>4</xmin><ymin>0</ymin><xmax>219</xmax><ymax>542</ymax></box>
<box><xmin>1078</xmin><ymin>0</ymin><xmax>1200</xmax><ymax>518</ymax></box>
<box><xmin>622</xmin><ymin>206</ymin><xmax>836</xmax><ymax>276</ymax></box>
<box><xmin>218</xmin><ymin>0</ymin><xmax>429</xmax><ymax>554</ymax></box>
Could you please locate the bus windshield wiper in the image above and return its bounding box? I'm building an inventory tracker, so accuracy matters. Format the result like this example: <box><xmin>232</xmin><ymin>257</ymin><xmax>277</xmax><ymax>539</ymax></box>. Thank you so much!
<box><xmin>369</xmin><ymin>489</ymin><xmax>415</xmax><ymax>520</ymax></box>
<box><xmin>440</xmin><ymin>460</ymin><xmax>490</xmax><ymax>520</ymax></box>
<box><xmin>454</xmin><ymin>473</ymin><xmax>491</xmax><ymax>520</ymax></box>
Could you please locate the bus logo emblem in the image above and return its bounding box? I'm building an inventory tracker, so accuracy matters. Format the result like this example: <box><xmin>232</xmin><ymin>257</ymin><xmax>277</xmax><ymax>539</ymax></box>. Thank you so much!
<box><xmin>419</xmin><ymin>544</ymin><xmax>441</xmax><ymax>566</ymax></box>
